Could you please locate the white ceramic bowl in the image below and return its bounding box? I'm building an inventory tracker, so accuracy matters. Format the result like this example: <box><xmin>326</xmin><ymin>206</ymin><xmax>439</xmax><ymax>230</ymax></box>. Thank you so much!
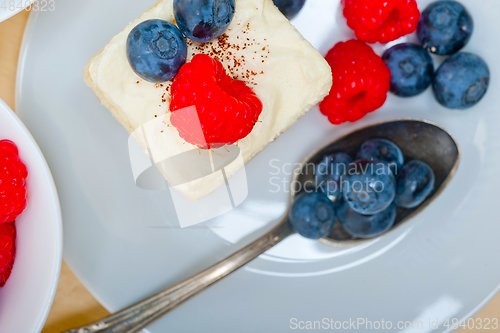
<box><xmin>0</xmin><ymin>98</ymin><xmax>62</xmax><ymax>333</ymax></box>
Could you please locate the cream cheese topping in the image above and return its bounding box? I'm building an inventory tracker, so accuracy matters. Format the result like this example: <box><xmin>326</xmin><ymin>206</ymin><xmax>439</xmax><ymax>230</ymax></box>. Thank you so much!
<box><xmin>85</xmin><ymin>0</ymin><xmax>332</xmax><ymax>201</ymax></box>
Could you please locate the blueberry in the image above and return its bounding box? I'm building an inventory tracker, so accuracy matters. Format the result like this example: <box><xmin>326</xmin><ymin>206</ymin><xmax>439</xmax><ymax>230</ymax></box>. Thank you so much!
<box><xmin>342</xmin><ymin>160</ymin><xmax>396</xmax><ymax>215</ymax></box>
<box><xmin>395</xmin><ymin>160</ymin><xmax>435</xmax><ymax>209</ymax></box>
<box><xmin>417</xmin><ymin>0</ymin><xmax>473</xmax><ymax>55</ymax></box>
<box><xmin>337</xmin><ymin>197</ymin><xmax>396</xmax><ymax>239</ymax></box>
<box><xmin>272</xmin><ymin>0</ymin><xmax>306</xmax><ymax>20</ymax></box>
<box><xmin>433</xmin><ymin>52</ymin><xmax>490</xmax><ymax>109</ymax></box>
<box><xmin>289</xmin><ymin>192</ymin><xmax>336</xmax><ymax>239</ymax></box>
<box><xmin>315</xmin><ymin>153</ymin><xmax>353</xmax><ymax>199</ymax></box>
<box><xmin>356</xmin><ymin>138</ymin><xmax>404</xmax><ymax>175</ymax></box>
<box><xmin>382</xmin><ymin>43</ymin><xmax>434</xmax><ymax>97</ymax></box>
<box><xmin>174</xmin><ymin>0</ymin><xmax>235</xmax><ymax>43</ymax></box>
<box><xmin>126</xmin><ymin>19</ymin><xmax>187</xmax><ymax>83</ymax></box>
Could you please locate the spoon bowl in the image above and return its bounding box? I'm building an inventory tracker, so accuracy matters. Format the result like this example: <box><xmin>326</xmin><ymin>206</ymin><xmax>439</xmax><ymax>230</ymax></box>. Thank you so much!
<box><xmin>291</xmin><ymin>118</ymin><xmax>460</xmax><ymax>247</ymax></box>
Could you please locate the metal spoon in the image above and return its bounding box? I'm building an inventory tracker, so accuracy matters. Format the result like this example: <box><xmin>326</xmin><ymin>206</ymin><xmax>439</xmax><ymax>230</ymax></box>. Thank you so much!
<box><xmin>64</xmin><ymin>118</ymin><xmax>460</xmax><ymax>333</ymax></box>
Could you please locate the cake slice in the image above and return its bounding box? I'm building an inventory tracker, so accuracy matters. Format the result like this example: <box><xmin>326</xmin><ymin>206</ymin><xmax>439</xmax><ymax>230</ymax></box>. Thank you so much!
<box><xmin>84</xmin><ymin>0</ymin><xmax>332</xmax><ymax>201</ymax></box>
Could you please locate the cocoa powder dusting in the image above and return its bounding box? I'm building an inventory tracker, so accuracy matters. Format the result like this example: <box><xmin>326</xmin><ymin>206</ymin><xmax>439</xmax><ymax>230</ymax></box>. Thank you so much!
<box><xmin>161</xmin><ymin>22</ymin><xmax>269</xmax><ymax>106</ymax></box>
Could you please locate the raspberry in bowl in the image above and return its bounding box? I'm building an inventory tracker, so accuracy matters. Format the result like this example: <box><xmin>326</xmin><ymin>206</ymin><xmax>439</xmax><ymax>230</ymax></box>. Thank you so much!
<box><xmin>0</xmin><ymin>222</ymin><xmax>16</xmax><ymax>287</ymax></box>
<box><xmin>0</xmin><ymin>139</ymin><xmax>27</xmax><ymax>287</ymax></box>
<box><xmin>0</xmin><ymin>99</ymin><xmax>62</xmax><ymax>333</ymax></box>
<box><xmin>0</xmin><ymin>140</ymin><xmax>28</xmax><ymax>225</ymax></box>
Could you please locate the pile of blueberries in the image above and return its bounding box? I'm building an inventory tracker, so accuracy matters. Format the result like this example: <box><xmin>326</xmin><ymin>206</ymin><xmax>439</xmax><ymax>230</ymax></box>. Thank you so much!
<box><xmin>383</xmin><ymin>0</ymin><xmax>490</xmax><ymax>109</ymax></box>
<box><xmin>289</xmin><ymin>139</ymin><xmax>435</xmax><ymax>240</ymax></box>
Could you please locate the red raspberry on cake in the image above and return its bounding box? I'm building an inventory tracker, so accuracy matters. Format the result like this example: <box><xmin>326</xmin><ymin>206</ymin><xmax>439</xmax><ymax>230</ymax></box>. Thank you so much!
<box><xmin>170</xmin><ymin>54</ymin><xmax>263</xmax><ymax>149</ymax></box>
<box><xmin>319</xmin><ymin>40</ymin><xmax>391</xmax><ymax>124</ymax></box>
<box><xmin>0</xmin><ymin>140</ymin><xmax>28</xmax><ymax>224</ymax></box>
<box><xmin>342</xmin><ymin>0</ymin><xmax>420</xmax><ymax>44</ymax></box>
<box><xmin>0</xmin><ymin>222</ymin><xmax>16</xmax><ymax>287</ymax></box>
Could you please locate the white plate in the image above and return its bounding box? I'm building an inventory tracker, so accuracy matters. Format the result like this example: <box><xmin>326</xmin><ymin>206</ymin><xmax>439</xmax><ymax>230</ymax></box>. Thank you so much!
<box><xmin>16</xmin><ymin>0</ymin><xmax>500</xmax><ymax>332</ymax></box>
<box><xmin>0</xmin><ymin>0</ymin><xmax>35</xmax><ymax>23</ymax></box>
<box><xmin>0</xmin><ymin>98</ymin><xmax>62</xmax><ymax>333</ymax></box>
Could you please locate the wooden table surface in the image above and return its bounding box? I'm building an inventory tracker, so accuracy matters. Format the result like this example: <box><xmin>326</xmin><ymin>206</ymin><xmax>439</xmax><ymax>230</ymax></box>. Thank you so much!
<box><xmin>0</xmin><ymin>10</ymin><xmax>499</xmax><ymax>333</ymax></box>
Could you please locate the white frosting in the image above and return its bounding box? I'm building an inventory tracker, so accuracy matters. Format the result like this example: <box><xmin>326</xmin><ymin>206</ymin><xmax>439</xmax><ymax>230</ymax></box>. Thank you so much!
<box><xmin>86</xmin><ymin>0</ymin><xmax>332</xmax><ymax>201</ymax></box>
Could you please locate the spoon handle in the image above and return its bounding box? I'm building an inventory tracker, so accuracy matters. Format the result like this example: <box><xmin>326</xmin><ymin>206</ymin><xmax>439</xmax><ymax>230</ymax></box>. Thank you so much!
<box><xmin>63</xmin><ymin>220</ymin><xmax>294</xmax><ymax>333</ymax></box>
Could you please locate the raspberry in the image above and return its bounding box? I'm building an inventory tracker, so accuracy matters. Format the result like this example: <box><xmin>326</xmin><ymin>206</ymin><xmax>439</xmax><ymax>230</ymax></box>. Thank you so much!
<box><xmin>319</xmin><ymin>40</ymin><xmax>391</xmax><ymax>124</ymax></box>
<box><xmin>170</xmin><ymin>54</ymin><xmax>263</xmax><ymax>149</ymax></box>
<box><xmin>343</xmin><ymin>0</ymin><xmax>420</xmax><ymax>44</ymax></box>
<box><xmin>0</xmin><ymin>222</ymin><xmax>16</xmax><ymax>287</ymax></box>
<box><xmin>0</xmin><ymin>140</ymin><xmax>28</xmax><ymax>224</ymax></box>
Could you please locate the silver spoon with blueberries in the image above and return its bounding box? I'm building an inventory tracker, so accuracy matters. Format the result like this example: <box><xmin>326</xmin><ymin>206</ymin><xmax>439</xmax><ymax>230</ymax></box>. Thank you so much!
<box><xmin>65</xmin><ymin>119</ymin><xmax>459</xmax><ymax>333</ymax></box>
<box><xmin>297</xmin><ymin>119</ymin><xmax>460</xmax><ymax>248</ymax></box>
